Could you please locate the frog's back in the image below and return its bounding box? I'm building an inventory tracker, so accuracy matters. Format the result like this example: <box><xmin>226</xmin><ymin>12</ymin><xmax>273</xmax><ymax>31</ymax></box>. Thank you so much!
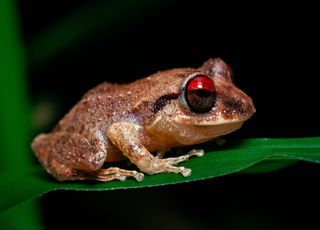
<box><xmin>53</xmin><ymin>68</ymin><xmax>194</xmax><ymax>133</ymax></box>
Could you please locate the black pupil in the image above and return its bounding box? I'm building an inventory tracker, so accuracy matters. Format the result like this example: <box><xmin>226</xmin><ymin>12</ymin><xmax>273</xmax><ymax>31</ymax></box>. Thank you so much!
<box><xmin>195</xmin><ymin>89</ymin><xmax>212</xmax><ymax>98</ymax></box>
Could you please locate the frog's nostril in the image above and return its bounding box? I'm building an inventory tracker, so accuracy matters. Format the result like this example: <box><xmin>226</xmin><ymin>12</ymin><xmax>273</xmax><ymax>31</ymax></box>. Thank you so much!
<box><xmin>220</xmin><ymin>94</ymin><xmax>255</xmax><ymax>120</ymax></box>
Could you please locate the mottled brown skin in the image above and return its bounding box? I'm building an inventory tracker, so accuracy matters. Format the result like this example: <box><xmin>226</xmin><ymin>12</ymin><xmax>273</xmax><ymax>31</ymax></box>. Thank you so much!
<box><xmin>32</xmin><ymin>58</ymin><xmax>255</xmax><ymax>182</ymax></box>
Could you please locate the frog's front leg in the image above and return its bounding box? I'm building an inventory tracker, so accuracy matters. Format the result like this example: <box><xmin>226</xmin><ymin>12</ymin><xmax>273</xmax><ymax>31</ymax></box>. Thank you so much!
<box><xmin>108</xmin><ymin>122</ymin><xmax>199</xmax><ymax>177</ymax></box>
<box><xmin>161</xmin><ymin>149</ymin><xmax>204</xmax><ymax>165</ymax></box>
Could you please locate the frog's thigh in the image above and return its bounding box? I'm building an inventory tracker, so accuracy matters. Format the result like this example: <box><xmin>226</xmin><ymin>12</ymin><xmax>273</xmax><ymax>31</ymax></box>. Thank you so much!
<box><xmin>41</xmin><ymin>154</ymin><xmax>143</xmax><ymax>182</ymax></box>
<box><xmin>33</xmin><ymin>132</ymin><xmax>144</xmax><ymax>182</ymax></box>
<box><xmin>107</xmin><ymin>122</ymin><xmax>191</xmax><ymax>176</ymax></box>
<box><xmin>35</xmin><ymin>132</ymin><xmax>107</xmax><ymax>171</ymax></box>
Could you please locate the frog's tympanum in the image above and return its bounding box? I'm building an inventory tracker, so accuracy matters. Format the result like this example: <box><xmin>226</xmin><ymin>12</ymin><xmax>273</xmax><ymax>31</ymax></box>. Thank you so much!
<box><xmin>32</xmin><ymin>58</ymin><xmax>255</xmax><ymax>182</ymax></box>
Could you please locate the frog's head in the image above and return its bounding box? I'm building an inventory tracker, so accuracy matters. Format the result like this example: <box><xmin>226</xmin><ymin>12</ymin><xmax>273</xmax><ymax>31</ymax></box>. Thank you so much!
<box><xmin>147</xmin><ymin>58</ymin><xmax>255</xmax><ymax>146</ymax></box>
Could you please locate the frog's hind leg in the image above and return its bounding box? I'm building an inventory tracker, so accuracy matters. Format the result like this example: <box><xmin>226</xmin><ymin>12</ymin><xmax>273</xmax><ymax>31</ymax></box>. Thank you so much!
<box><xmin>85</xmin><ymin>167</ymin><xmax>144</xmax><ymax>182</ymax></box>
<box><xmin>40</xmin><ymin>156</ymin><xmax>143</xmax><ymax>182</ymax></box>
<box><xmin>32</xmin><ymin>133</ymin><xmax>87</xmax><ymax>181</ymax></box>
<box><xmin>32</xmin><ymin>132</ymin><xmax>107</xmax><ymax>179</ymax></box>
<box><xmin>32</xmin><ymin>132</ymin><xmax>143</xmax><ymax>182</ymax></box>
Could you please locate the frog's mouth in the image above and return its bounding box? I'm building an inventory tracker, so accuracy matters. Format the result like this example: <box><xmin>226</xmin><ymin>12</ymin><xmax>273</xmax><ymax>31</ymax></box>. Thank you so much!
<box><xmin>173</xmin><ymin>113</ymin><xmax>253</xmax><ymax>127</ymax></box>
<box><xmin>174</xmin><ymin>120</ymin><xmax>245</xmax><ymax>146</ymax></box>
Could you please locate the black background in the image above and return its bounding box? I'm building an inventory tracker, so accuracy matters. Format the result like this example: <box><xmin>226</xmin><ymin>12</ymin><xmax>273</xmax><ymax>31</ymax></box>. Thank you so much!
<box><xmin>19</xmin><ymin>2</ymin><xmax>320</xmax><ymax>229</ymax></box>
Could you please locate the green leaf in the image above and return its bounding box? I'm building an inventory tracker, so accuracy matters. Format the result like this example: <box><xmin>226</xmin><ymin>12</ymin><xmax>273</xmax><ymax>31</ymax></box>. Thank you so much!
<box><xmin>1</xmin><ymin>137</ymin><xmax>320</xmax><ymax>213</ymax></box>
<box><xmin>240</xmin><ymin>159</ymin><xmax>298</xmax><ymax>174</ymax></box>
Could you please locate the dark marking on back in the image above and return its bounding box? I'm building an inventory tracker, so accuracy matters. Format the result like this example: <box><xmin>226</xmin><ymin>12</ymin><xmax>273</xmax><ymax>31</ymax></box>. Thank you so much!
<box><xmin>152</xmin><ymin>93</ymin><xmax>179</xmax><ymax>113</ymax></box>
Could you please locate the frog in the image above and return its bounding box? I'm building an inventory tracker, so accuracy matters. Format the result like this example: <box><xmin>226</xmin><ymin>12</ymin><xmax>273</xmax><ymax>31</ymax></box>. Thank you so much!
<box><xmin>31</xmin><ymin>58</ymin><xmax>255</xmax><ymax>182</ymax></box>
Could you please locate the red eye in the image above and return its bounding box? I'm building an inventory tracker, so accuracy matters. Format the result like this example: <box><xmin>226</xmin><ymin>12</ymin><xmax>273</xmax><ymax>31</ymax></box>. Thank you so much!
<box><xmin>184</xmin><ymin>75</ymin><xmax>216</xmax><ymax>113</ymax></box>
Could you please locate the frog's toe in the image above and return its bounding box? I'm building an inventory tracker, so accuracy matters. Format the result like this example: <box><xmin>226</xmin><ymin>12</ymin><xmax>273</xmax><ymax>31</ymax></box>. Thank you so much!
<box><xmin>132</xmin><ymin>171</ymin><xmax>144</xmax><ymax>182</ymax></box>
<box><xmin>188</xmin><ymin>149</ymin><xmax>204</xmax><ymax>157</ymax></box>
<box><xmin>117</xmin><ymin>175</ymin><xmax>127</xmax><ymax>182</ymax></box>
<box><xmin>180</xmin><ymin>167</ymin><xmax>192</xmax><ymax>177</ymax></box>
<box><xmin>85</xmin><ymin>167</ymin><xmax>144</xmax><ymax>182</ymax></box>
<box><xmin>161</xmin><ymin>149</ymin><xmax>204</xmax><ymax>165</ymax></box>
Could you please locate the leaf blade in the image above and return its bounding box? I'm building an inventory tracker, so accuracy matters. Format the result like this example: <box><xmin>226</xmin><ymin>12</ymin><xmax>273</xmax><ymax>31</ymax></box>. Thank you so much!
<box><xmin>1</xmin><ymin>137</ymin><xmax>320</xmax><ymax>212</ymax></box>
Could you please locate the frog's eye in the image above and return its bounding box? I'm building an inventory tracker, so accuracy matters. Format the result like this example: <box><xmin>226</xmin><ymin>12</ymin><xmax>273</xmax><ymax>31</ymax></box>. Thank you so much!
<box><xmin>184</xmin><ymin>75</ymin><xmax>216</xmax><ymax>113</ymax></box>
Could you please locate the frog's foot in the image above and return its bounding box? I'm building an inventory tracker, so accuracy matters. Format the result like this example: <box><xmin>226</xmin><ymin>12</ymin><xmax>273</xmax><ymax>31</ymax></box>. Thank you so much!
<box><xmin>141</xmin><ymin>159</ymin><xmax>192</xmax><ymax>177</ymax></box>
<box><xmin>88</xmin><ymin>167</ymin><xmax>144</xmax><ymax>182</ymax></box>
<box><xmin>155</xmin><ymin>151</ymin><xmax>166</xmax><ymax>159</ymax></box>
<box><xmin>162</xmin><ymin>149</ymin><xmax>204</xmax><ymax>165</ymax></box>
<box><xmin>143</xmin><ymin>149</ymin><xmax>204</xmax><ymax>177</ymax></box>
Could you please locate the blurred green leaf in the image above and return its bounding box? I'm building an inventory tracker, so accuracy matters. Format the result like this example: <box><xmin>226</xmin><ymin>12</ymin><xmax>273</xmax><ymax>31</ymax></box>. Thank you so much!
<box><xmin>29</xmin><ymin>0</ymin><xmax>171</xmax><ymax>66</ymax></box>
<box><xmin>0</xmin><ymin>0</ymin><xmax>31</xmax><ymax>172</ymax></box>
<box><xmin>0</xmin><ymin>0</ymin><xmax>41</xmax><ymax>228</ymax></box>
<box><xmin>0</xmin><ymin>201</ymin><xmax>43</xmax><ymax>230</ymax></box>
<box><xmin>1</xmin><ymin>137</ymin><xmax>319</xmax><ymax>213</ymax></box>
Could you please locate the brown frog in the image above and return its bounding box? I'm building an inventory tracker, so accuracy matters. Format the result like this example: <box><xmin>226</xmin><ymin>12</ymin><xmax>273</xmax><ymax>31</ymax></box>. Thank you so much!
<box><xmin>32</xmin><ymin>58</ymin><xmax>255</xmax><ymax>182</ymax></box>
